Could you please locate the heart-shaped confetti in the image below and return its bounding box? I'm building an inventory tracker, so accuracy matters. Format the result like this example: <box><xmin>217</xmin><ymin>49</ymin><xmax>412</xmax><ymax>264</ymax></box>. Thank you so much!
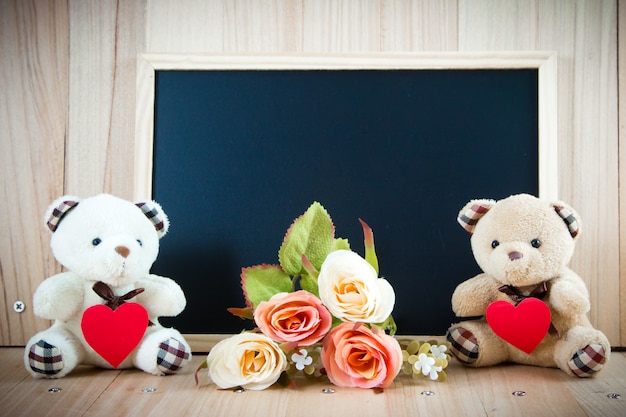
<box><xmin>486</xmin><ymin>298</ymin><xmax>551</xmax><ymax>354</ymax></box>
<box><xmin>81</xmin><ymin>303</ymin><xmax>149</xmax><ymax>368</ymax></box>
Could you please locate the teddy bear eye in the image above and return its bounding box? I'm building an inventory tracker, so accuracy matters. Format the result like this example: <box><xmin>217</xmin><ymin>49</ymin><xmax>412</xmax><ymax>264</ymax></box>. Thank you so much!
<box><xmin>531</xmin><ymin>238</ymin><xmax>542</xmax><ymax>248</ymax></box>
<box><xmin>136</xmin><ymin>239</ymin><xmax>143</xmax><ymax>247</ymax></box>
<box><xmin>92</xmin><ymin>238</ymin><xmax>102</xmax><ymax>246</ymax></box>
<box><xmin>491</xmin><ymin>240</ymin><xmax>499</xmax><ymax>248</ymax></box>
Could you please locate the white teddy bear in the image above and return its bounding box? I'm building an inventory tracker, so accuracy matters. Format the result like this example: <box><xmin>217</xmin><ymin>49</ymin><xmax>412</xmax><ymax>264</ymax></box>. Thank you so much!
<box><xmin>24</xmin><ymin>194</ymin><xmax>191</xmax><ymax>378</ymax></box>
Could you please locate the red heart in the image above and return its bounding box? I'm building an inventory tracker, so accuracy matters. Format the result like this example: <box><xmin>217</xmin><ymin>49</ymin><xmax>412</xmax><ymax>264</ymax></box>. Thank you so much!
<box><xmin>81</xmin><ymin>303</ymin><xmax>149</xmax><ymax>368</ymax></box>
<box><xmin>486</xmin><ymin>298</ymin><xmax>551</xmax><ymax>354</ymax></box>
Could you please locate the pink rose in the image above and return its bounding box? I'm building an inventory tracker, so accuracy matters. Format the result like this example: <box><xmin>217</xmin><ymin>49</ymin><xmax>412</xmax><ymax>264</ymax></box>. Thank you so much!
<box><xmin>254</xmin><ymin>290</ymin><xmax>332</xmax><ymax>346</ymax></box>
<box><xmin>321</xmin><ymin>322</ymin><xmax>402</xmax><ymax>389</ymax></box>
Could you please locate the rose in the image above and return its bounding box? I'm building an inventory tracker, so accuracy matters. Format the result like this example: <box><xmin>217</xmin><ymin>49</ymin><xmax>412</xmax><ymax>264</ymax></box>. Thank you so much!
<box><xmin>254</xmin><ymin>290</ymin><xmax>332</xmax><ymax>346</ymax></box>
<box><xmin>206</xmin><ymin>332</ymin><xmax>288</xmax><ymax>390</ymax></box>
<box><xmin>321</xmin><ymin>322</ymin><xmax>402</xmax><ymax>388</ymax></box>
<box><xmin>317</xmin><ymin>249</ymin><xmax>395</xmax><ymax>323</ymax></box>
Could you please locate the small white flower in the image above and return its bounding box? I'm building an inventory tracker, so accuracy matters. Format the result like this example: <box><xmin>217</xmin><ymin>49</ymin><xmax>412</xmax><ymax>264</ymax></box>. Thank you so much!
<box><xmin>430</xmin><ymin>345</ymin><xmax>448</xmax><ymax>359</ymax></box>
<box><xmin>428</xmin><ymin>364</ymin><xmax>443</xmax><ymax>380</ymax></box>
<box><xmin>291</xmin><ymin>348</ymin><xmax>313</xmax><ymax>371</ymax></box>
<box><xmin>413</xmin><ymin>353</ymin><xmax>435</xmax><ymax>376</ymax></box>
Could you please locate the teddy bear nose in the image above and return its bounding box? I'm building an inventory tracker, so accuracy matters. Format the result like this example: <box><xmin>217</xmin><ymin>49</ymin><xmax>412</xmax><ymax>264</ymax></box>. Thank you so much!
<box><xmin>115</xmin><ymin>246</ymin><xmax>130</xmax><ymax>258</ymax></box>
<box><xmin>508</xmin><ymin>251</ymin><xmax>523</xmax><ymax>261</ymax></box>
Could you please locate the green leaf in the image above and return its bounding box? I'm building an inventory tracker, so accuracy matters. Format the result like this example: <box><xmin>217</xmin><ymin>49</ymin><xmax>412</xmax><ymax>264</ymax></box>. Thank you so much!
<box><xmin>386</xmin><ymin>314</ymin><xmax>398</xmax><ymax>336</ymax></box>
<box><xmin>299</xmin><ymin>254</ymin><xmax>320</xmax><ymax>296</ymax></box>
<box><xmin>278</xmin><ymin>202</ymin><xmax>334</xmax><ymax>275</ymax></box>
<box><xmin>331</xmin><ymin>315</ymin><xmax>343</xmax><ymax>328</ymax></box>
<box><xmin>240</xmin><ymin>264</ymin><xmax>292</xmax><ymax>308</ymax></box>
<box><xmin>300</xmin><ymin>254</ymin><xmax>319</xmax><ymax>278</ymax></box>
<box><xmin>359</xmin><ymin>218</ymin><xmax>379</xmax><ymax>274</ymax></box>
<box><xmin>372</xmin><ymin>314</ymin><xmax>397</xmax><ymax>336</ymax></box>
<box><xmin>407</xmin><ymin>340</ymin><xmax>421</xmax><ymax>355</ymax></box>
<box><xmin>332</xmin><ymin>237</ymin><xmax>351</xmax><ymax>251</ymax></box>
<box><xmin>418</xmin><ymin>342</ymin><xmax>432</xmax><ymax>355</ymax></box>
<box><xmin>438</xmin><ymin>370</ymin><xmax>447</xmax><ymax>382</ymax></box>
<box><xmin>299</xmin><ymin>272</ymin><xmax>319</xmax><ymax>297</ymax></box>
<box><xmin>277</xmin><ymin>371</ymin><xmax>296</xmax><ymax>388</ymax></box>
<box><xmin>194</xmin><ymin>359</ymin><xmax>208</xmax><ymax>386</ymax></box>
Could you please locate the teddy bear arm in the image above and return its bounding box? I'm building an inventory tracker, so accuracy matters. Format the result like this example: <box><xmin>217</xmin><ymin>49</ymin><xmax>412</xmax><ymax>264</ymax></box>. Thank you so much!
<box><xmin>135</xmin><ymin>275</ymin><xmax>186</xmax><ymax>317</ymax></box>
<box><xmin>33</xmin><ymin>272</ymin><xmax>84</xmax><ymax>320</ymax></box>
<box><xmin>451</xmin><ymin>274</ymin><xmax>500</xmax><ymax>317</ymax></box>
<box><xmin>549</xmin><ymin>270</ymin><xmax>590</xmax><ymax>315</ymax></box>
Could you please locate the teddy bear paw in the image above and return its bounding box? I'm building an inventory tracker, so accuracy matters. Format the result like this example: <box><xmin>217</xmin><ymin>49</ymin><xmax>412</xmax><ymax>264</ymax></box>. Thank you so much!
<box><xmin>156</xmin><ymin>338</ymin><xmax>191</xmax><ymax>374</ymax></box>
<box><xmin>567</xmin><ymin>344</ymin><xmax>606</xmax><ymax>377</ymax></box>
<box><xmin>28</xmin><ymin>340</ymin><xmax>64</xmax><ymax>376</ymax></box>
<box><xmin>447</xmin><ymin>327</ymin><xmax>479</xmax><ymax>364</ymax></box>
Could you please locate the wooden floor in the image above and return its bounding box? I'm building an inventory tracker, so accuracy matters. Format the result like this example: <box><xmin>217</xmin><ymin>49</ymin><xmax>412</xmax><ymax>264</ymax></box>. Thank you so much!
<box><xmin>0</xmin><ymin>348</ymin><xmax>624</xmax><ymax>417</ymax></box>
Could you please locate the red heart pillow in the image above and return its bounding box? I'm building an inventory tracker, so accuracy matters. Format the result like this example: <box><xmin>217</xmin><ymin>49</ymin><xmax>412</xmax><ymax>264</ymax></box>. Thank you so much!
<box><xmin>486</xmin><ymin>298</ymin><xmax>551</xmax><ymax>354</ymax></box>
<box><xmin>81</xmin><ymin>303</ymin><xmax>149</xmax><ymax>368</ymax></box>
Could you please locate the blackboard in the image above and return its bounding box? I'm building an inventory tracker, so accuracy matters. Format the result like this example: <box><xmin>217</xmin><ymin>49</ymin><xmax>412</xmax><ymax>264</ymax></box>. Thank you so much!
<box><xmin>151</xmin><ymin>67</ymin><xmax>539</xmax><ymax>336</ymax></box>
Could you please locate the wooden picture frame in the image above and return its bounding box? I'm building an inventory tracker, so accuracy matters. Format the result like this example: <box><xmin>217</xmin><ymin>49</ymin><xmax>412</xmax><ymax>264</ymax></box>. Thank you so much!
<box><xmin>133</xmin><ymin>52</ymin><xmax>557</xmax><ymax>351</ymax></box>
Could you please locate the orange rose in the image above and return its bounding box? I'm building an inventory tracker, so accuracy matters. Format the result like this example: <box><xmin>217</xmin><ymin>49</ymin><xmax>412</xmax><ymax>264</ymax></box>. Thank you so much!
<box><xmin>321</xmin><ymin>322</ymin><xmax>402</xmax><ymax>389</ymax></box>
<box><xmin>254</xmin><ymin>290</ymin><xmax>332</xmax><ymax>346</ymax></box>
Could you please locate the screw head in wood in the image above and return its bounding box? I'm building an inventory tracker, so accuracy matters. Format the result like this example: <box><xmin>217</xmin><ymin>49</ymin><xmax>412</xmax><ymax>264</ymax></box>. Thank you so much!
<box><xmin>13</xmin><ymin>301</ymin><xmax>25</xmax><ymax>313</ymax></box>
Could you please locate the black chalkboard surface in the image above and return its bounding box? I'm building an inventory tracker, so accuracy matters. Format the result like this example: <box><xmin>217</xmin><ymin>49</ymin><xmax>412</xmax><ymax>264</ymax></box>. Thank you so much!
<box><xmin>152</xmin><ymin>69</ymin><xmax>538</xmax><ymax>335</ymax></box>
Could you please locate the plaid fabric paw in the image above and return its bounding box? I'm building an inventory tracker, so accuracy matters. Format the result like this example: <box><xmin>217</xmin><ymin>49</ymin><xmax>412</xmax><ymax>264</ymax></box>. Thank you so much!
<box><xmin>156</xmin><ymin>338</ymin><xmax>190</xmax><ymax>374</ymax></box>
<box><xmin>28</xmin><ymin>340</ymin><xmax>64</xmax><ymax>375</ymax></box>
<box><xmin>447</xmin><ymin>327</ymin><xmax>479</xmax><ymax>364</ymax></box>
<box><xmin>567</xmin><ymin>344</ymin><xmax>606</xmax><ymax>377</ymax></box>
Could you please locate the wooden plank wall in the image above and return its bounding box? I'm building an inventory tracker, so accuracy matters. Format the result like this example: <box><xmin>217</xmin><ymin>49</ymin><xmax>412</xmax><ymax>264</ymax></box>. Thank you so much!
<box><xmin>0</xmin><ymin>0</ymin><xmax>623</xmax><ymax>347</ymax></box>
<box><xmin>0</xmin><ymin>0</ymin><xmax>67</xmax><ymax>346</ymax></box>
<box><xmin>618</xmin><ymin>0</ymin><xmax>626</xmax><ymax>350</ymax></box>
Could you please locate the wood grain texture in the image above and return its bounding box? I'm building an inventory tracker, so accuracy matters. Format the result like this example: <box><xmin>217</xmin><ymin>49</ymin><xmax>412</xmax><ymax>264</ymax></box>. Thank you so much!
<box><xmin>65</xmin><ymin>0</ymin><xmax>146</xmax><ymax>199</ymax></box>
<box><xmin>0</xmin><ymin>359</ymin><xmax>122</xmax><ymax>417</ymax></box>
<box><xmin>618</xmin><ymin>0</ymin><xmax>626</xmax><ymax>347</ymax></box>
<box><xmin>147</xmin><ymin>0</ymin><xmax>460</xmax><ymax>53</ymax></box>
<box><xmin>1</xmin><ymin>348</ymin><xmax>624</xmax><ymax>417</ymax></box>
<box><xmin>564</xmin><ymin>352</ymin><xmax>626</xmax><ymax>417</ymax></box>
<box><xmin>379</xmin><ymin>0</ymin><xmax>458</xmax><ymax>51</ymax></box>
<box><xmin>0</xmin><ymin>0</ymin><xmax>622</xmax><ymax>347</ymax></box>
<box><xmin>0</xmin><ymin>0</ymin><xmax>68</xmax><ymax>346</ymax></box>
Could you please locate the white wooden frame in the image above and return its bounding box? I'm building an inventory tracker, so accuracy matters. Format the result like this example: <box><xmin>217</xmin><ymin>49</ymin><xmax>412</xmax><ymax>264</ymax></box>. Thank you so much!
<box><xmin>134</xmin><ymin>52</ymin><xmax>558</xmax><ymax>350</ymax></box>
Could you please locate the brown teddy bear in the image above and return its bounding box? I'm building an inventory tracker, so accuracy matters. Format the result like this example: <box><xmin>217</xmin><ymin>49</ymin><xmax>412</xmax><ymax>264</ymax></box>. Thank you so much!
<box><xmin>446</xmin><ymin>193</ymin><xmax>610</xmax><ymax>377</ymax></box>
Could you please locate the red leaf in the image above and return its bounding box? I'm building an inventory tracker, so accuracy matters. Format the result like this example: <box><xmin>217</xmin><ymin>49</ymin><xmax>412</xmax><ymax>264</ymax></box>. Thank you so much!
<box><xmin>226</xmin><ymin>307</ymin><xmax>254</xmax><ymax>320</ymax></box>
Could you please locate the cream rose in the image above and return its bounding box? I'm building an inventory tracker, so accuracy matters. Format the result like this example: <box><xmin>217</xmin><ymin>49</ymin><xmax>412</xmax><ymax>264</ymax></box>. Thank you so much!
<box><xmin>206</xmin><ymin>332</ymin><xmax>287</xmax><ymax>390</ymax></box>
<box><xmin>317</xmin><ymin>249</ymin><xmax>395</xmax><ymax>323</ymax></box>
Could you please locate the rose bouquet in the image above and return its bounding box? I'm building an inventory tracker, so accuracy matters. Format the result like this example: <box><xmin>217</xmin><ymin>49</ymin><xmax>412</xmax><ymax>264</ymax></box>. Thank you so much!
<box><xmin>200</xmin><ymin>202</ymin><xmax>450</xmax><ymax>391</ymax></box>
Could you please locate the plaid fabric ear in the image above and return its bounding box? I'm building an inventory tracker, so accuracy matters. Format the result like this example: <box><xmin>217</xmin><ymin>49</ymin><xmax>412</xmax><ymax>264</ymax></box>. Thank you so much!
<box><xmin>46</xmin><ymin>199</ymin><xmax>79</xmax><ymax>232</ymax></box>
<box><xmin>135</xmin><ymin>200</ymin><xmax>169</xmax><ymax>237</ymax></box>
<box><xmin>457</xmin><ymin>200</ymin><xmax>494</xmax><ymax>235</ymax></box>
<box><xmin>554</xmin><ymin>205</ymin><xmax>580</xmax><ymax>238</ymax></box>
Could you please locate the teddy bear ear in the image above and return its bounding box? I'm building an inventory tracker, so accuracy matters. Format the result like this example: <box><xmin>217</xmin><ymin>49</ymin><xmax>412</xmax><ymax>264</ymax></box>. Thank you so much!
<box><xmin>552</xmin><ymin>202</ymin><xmax>581</xmax><ymax>239</ymax></box>
<box><xmin>44</xmin><ymin>195</ymin><xmax>81</xmax><ymax>232</ymax></box>
<box><xmin>135</xmin><ymin>200</ymin><xmax>170</xmax><ymax>238</ymax></box>
<box><xmin>457</xmin><ymin>199</ymin><xmax>496</xmax><ymax>235</ymax></box>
